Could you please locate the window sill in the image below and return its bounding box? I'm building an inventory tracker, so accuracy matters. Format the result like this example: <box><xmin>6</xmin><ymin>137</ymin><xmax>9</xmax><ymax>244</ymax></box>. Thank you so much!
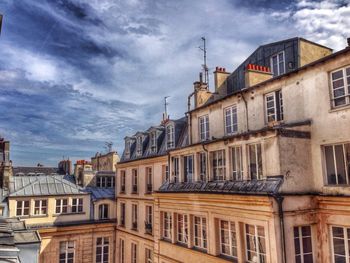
<box><xmin>31</xmin><ymin>214</ymin><xmax>48</xmax><ymax>218</ymax></box>
<box><xmin>131</xmin><ymin>228</ymin><xmax>138</xmax><ymax>232</ymax></box>
<box><xmin>329</xmin><ymin>104</ymin><xmax>350</xmax><ymax>113</ymax></box>
<box><xmin>145</xmin><ymin>191</ymin><xmax>153</xmax><ymax>195</ymax></box>
<box><xmin>217</xmin><ymin>254</ymin><xmax>238</xmax><ymax>262</ymax></box>
<box><xmin>16</xmin><ymin>215</ymin><xmax>30</xmax><ymax>218</ymax></box>
<box><xmin>176</xmin><ymin>242</ymin><xmax>188</xmax><ymax>248</ymax></box>
<box><xmin>145</xmin><ymin>231</ymin><xmax>153</xmax><ymax>236</ymax></box>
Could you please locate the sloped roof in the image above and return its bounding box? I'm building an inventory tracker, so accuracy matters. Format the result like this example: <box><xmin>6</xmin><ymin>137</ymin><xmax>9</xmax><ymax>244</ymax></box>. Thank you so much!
<box><xmin>85</xmin><ymin>187</ymin><xmax>115</xmax><ymax>201</ymax></box>
<box><xmin>13</xmin><ymin>166</ymin><xmax>59</xmax><ymax>176</ymax></box>
<box><xmin>9</xmin><ymin>175</ymin><xmax>86</xmax><ymax>197</ymax></box>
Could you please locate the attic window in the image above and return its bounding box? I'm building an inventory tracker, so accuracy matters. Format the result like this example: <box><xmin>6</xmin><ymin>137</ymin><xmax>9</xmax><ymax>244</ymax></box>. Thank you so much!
<box><xmin>166</xmin><ymin>125</ymin><xmax>175</xmax><ymax>149</ymax></box>
<box><xmin>270</xmin><ymin>51</ymin><xmax>285</xmax><ymax>77</ymax></box>
<box><xmin>136</xmin><ymin>136</ymin><xmax>143</xmax><ymax>156</ymax></box>
<box><xmin>125</xmin><ymin>140</ymin><xmax>131</xmax><ymax>157</ymax></box>
<box><xmin>150</xmin><ymin>132</ymin><xmax>157</xmax><ymax>153</ymax></box>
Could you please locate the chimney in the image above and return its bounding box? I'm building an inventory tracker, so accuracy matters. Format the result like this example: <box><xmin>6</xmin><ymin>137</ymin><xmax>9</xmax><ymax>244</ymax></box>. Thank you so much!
<box><xmin>193</xmin><ymin>72</ymin><xmax>211</xmax><ymax>108</ymax></box>
<box><xmin>347</xmin><ymin>37</ymin><xmax>350</xmax><ymax>48</ymax></box>
<box><xmin>245</xmin><ymin>64</ymin><xmax>273</xmax><ymax>88</ymax></box>
<box><xmin>213</xmin><ymin>66</ymin><xmax>230</xmax><ymax>95</ymax></box>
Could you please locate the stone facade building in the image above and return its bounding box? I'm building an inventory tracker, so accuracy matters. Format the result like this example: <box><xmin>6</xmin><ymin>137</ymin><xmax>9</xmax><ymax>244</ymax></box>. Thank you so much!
<box><xmin>116</xmin><ymin>37</ymin><xmax>350</xmax><ymax>263</ymax></box>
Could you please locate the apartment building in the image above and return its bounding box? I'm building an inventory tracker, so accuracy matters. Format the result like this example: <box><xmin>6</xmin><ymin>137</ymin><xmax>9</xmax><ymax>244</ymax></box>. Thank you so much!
<box><xmin>149</xmin><ymin>38</ymin><xmax>350</xmax><ymax>263</ymax></box>
<box><xmin>116</xmin><ymin>119</ymin><xmax>187</xmax><ymax>263</ymax></box>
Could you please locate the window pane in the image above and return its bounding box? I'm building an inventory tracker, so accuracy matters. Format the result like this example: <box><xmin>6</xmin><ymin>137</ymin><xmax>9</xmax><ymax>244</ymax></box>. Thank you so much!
<box><xmin>335</xmin><ymin>145</ymin><xmax>346</xmax><ymax>184</ymax></box>
<box><xmin>325</xmin><ymin>146</ymin><xmax>336</xmax><ymax>184</ymax></box>
<box><xmin>332</xmin><ymin>70</ymin><xmax>343</xmax><ymax>80</ymax></box>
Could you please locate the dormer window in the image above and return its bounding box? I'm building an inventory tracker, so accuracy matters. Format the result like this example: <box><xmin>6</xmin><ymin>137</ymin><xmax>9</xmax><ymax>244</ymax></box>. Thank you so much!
<box><xmin>136</xmin><ymin>136</ymin><xmax>143</xmax><ymax>156</ymax></box>
<box><xmin>125</xmin><ymin>140</ymin><xmax>131</xmax><ymax>158</ymax></box>
<box><xmin>166</xmin><ymin>125</ymin><xmax>175</xmax><ymax>149</ymax></box>
<box><xmin>270</xmin><ymin>51</ymin><xmax>285</xmax><ymax>77</ymax></box>
<box><xmin>150</xmin><ymin>132</ymin><xmax>157</xmax><ymax>153</ymax></box>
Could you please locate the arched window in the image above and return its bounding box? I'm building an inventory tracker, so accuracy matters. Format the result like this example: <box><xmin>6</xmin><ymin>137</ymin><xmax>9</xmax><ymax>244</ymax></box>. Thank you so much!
<box><xmin>98</xmin><ymin>204</ymin><xmax>109</xmax><ymax>220</ymax></box>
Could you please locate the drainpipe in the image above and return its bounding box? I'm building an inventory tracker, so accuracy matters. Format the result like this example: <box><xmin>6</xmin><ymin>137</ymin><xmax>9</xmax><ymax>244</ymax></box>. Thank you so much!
<box><xmin>187</xmin><ymin>92</ymin><xmax>195</xmax><ymax>144</ymax></box>
<box><xmin>240</xmin><ymin>91</ymin><xmax>249</xmax><ymax>131</ymax></box>
<box><xmin>201</xmin><ymin>143</ymin><xmax>209</xmax><ymax>182</ymax></box>
<box><xmin>273</xmin><ymin>194</ymin><xmax>286</xmax><ymax>263</ymax></box>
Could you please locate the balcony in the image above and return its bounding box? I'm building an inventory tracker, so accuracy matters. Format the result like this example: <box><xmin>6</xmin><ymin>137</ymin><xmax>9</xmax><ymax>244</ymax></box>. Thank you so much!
<box><xmin>132</xmin><ymin>185</ymin><xmax>138</xmax><ymax>194</ymax></box>
<box><xmin>132</xmin><ymin>221</ymin><xmax>138</xmax><ymax>230</ymax></box>
<box><xmin>146</xmin><ymin>184</ymin><xmax>153</xmax><ymax>193</ymax></box>
<box><xmin>145</xmin><ymin>222</ymin><xmax>152</xmax><ymax>235</ymax></box>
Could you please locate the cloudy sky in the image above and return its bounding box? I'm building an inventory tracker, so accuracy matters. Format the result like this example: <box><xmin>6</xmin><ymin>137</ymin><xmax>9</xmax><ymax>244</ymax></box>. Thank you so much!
<box><xmin>0</xmin><ymin>0</ymin><xmax>349</xmax><ymax>166</ymax></box>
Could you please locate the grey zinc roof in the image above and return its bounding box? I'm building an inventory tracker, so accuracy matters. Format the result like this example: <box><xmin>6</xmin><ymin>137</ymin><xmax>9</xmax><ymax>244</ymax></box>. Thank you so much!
<box><xmin>85</xmin><ymin>187</ymin><xmax>115</xmax><ymax>201</ymax></box>
<box><xmin>9</xmin><ymin>175</ymin><xmax>86</xmax><ymax>197</ymax></box>
<box><xmin>13</xmin><ymin>166</ymin><xmax>59</xmax><ymax>176</ymax></box>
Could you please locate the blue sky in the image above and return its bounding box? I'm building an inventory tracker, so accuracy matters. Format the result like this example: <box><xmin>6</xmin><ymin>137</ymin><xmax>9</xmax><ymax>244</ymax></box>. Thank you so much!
<box><xmin>0</xmin><ymin>0</ymin><xmax>349</xmax><ymax>166</ymax></box>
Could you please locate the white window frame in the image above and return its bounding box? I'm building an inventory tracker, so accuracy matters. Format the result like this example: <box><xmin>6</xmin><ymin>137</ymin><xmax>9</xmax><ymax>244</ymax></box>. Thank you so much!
<box><xmin>145</xmin><ymin>167</ymin><xmax>153</xmax><ymax>192</ymax></box>
<box><xmin>211</xmin><ymin>150</ymin><xmax>226</xmax><ymax>181</ymax></box>
<box><xmin>198</xmin><ymin>152</ymin><xmax>207</xmax><ymax>181</ymax></box>
<box><xmin>59</xmin><ymin>241</ymin><xmax>75</xmax><ymax>263</ymax></box>
<box><xmin>331</xmin><ymin>226</ymin><xmax>350</xmax><ymax>263</ymax></box>
<box><xmin>265</xmin><ymin>90</ymin><xmax>283</xmax><ymax>123</ymax></box>
<box><xmin>166</xmin><ymin>125</ymin><xmax>175</xmax><ymax>149</ymax></box>
<box><xmin>56</xmin><ymin>198</ymin><xmax>68</xmax><ymax>214</ymax></box>
<box><xmin>125</xmin><ymin>140</ymin><xmax>131</xmax><ymax>158</ymax></box>
<box><xmin>172</xmin><ymin>157</ymin><xmax>180</xmax><ymax>183</ymax></box>
<box><xmin>224</xmin><ymin>105</ymin><xmax>238</xmax><ymax>135</ymax></box>
<box><xmin>131</xmin><ymin>243</ymin><xmax>137</xmax><ymax>263</ymax></box>
<box><xmin>330</xmin><ymin>66</ymin><xmax>350</xmax><ymax>108</ymax></box>
<box><xmin>199</xmin><ymin>115</ymin><xmax>210</xmax><ymax>141</ymax></box>
<box><xmin>150</xmin><ymin>132</ymin><xmax>157</xmax><ymax>153</ymax></box>
<box><xmin>34</xmin><ymin>199</ymin><xmax>47</xmax><ymax>215</ymax></box>
<box><xmin>120</xmin><ymin>170</ymin><xmax>126</xmax><ymax>193</ymax></box>
<box><xmin>324</xmin><ymin>143</ymin><xmax>350</xmax><ymax>185</ymax></box>
<box><xmin>96</xmin><ymin>237</ymin><xmax>109</xmax><ymax>263</ymax></box>
<box><xmin>219</xmin><ymin>220</ymin><xmax>237</xmax><ymax>259</ymax></box>
<box><xmin>193</xmin><ymin>216</ymin><xmax>207</xmax><ymax>250</ymax></box>
<box><xmin>16</xmin><ymin>200</ymin><xmax>30</xmax><ymax>216</ymax></box>
<box><xmin>163</xmin><ymin>212</ymin><xmax>172</xmax><ymax>240</ymax></box>
<box><xmin>119</xmin><ymin>239</ymin><xmax>125</xmax><ymax>263</ymax></box>
<box><xmin>230</xmin><ymin>146</ymin><xmax>243</xmax><ymax>181</ymax></box>
<box><xmin>245</xmin><ymin>224</ymin><xmax>266</xmax><ymax>263</ymax></box>
<box><xmin>120</xmin><ymin>202</ymin><xmax>126</xmax><ymax>226</ymax></box>
<box><xmin>132</xmin><ymin>169</ymin><xmax>138</xmax><ymax>193</ymax></box>
<box><xmin>184</xmin><ymin>155</ymin><xmax>194</xmax><ymax>182</ymax></box>
<box><xmin>177</xmin><ymin>214</ymin><xmax>188</xmax><ymax>244</ymax></box>
<box><xmin>72</xmin><ymin>198</ymin><xmax>83</xmax><ymax>213</ymax></box>
<box><xmin>294</xmin><ymin>226</ymin><xmax>313</xmax><ymax>263</ymax></box>
<box><xmin>136</xmin><ymin>136</ymin><xmax>143</xmax><ymax>156</ymax></box>
<box><xmin>132</xmin><ymin>204</ymin><xmax>138</xmax><ymax>229</ymax></box>
<box><xmin>248</xmin><ymin>144</ymin><xmax>263</xmax><ymax>180</ymax></box>
<box><xmin>145</xmin><ymin>205</ymin><xmax>153</xmax><ymax>225</ymax></box>
<box><xmin>270</xmin><ymin>51</ymin><xmax>285</xmax><ymax>77</ymax></box>
<box><xmin>98</xmin><ymin>204</ymin><xmax>109</xmax><ymax>220</ymax></box>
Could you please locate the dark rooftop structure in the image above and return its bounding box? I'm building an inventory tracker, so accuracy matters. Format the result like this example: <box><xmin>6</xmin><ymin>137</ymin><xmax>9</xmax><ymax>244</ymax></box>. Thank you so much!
<box><xmin>13</xmin><ymin>166</ymin><xmax>59</xmax><ymax>176</ymax></box>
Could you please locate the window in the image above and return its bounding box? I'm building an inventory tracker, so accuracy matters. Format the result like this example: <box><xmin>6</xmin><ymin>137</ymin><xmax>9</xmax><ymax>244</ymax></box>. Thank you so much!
<box><xmin>166</xmin><ymin>125</ymin><xmax>175</xmax><ymax>149</ymax></box>
<box><xmin>172</xmin><ymin>157</ymin><xmax>180</xmax><ymax>183</ymax></box>
<box><xmin>271</xmin><ymin>51</ymin><xmax>285</xmax><ymax>77</ymax></box>
<box><xmin>163</xmin><ymin>212</ymin><xmax>172</xmax><ymax>240</ymax></box>
<box><xmin>99</xmin><ymin>204</ymin><xmax>109</xmax><ymax>220</ymax></box>
<box><xmin>96</xmin><ymin>237</ymin><xmax>109</xmax><ymax>263</ymax></box>
<box><xmin>56</xmin><ymin>199</ymin><xmax>68</xmax><ymax>214</ymax></box>
<box><xmin>199</xmin><ymin>115</ymin><xmax>209</xmax><ymax>141</ymax></box>
<box><xmin>231</xmin><ymin>146</ymin><xmax>243</xmax><ymax>181</ymax></box>
<box><xmin>72</xmin><ymin>198</ymin><xmax>83</xmax><ymax>213</ymax></box>
<box><xmin>248</xmin><ymin>144</ymin><xmax>263</xmax><ymax>180</ymax></box>
<box><xmin>136</xmin><ymin>136</ymin><xmax>143</xmax><ymax>156</ymax></box>
<box><xmin>120</xmin><ymin>203</ymin><xmax>125</xmax><ymax>226</ymax></box>
<box><xmin>211</xmin><ymin>150</ymin><xmax>226</xmax><ymax>181</ymax></box>
<box><xmin>177</xmin><ymin>214</ymin><xmax>188</xmax><ymax>244</ymax></box>
<box><xmin>331</xmin><ymin>226</ymin><xmax>350</xmax><ymax>263</ymax></box>
<box><xmin>145</xmin><ymin>248</ymin><xmax>153</xmax><ymax>263</ymax></box>
<box><xmin>265</xmin><ymin>90</ymin><xmax>283</xmax><ymax>123</ymax></box>
<box><xmin>324</xmin><ymin>143</ymin><xmax>350</xmax><ymax>185</ymax></box>
<box><xmin>132</xmin><ymin>169</ymin><xmax>138</xmax><ymax>193</ymax></box>
<box><xmin>132</xmin><ymin>204</ymin><xmax>138</xmax><ymax>230</ymax></box>
<box><xmin>34</xmin><ymin>199</ymin><xmax>47</xmax><ymax>215</ymax></box>
<box><xmin>162</xmin><ymin>165</ymin><xmax>169</xmax><ymax>183</ymax></box>
<box><xmin>245</xmin><ymin>224</ymin><xmax>266</xmax><ymax>263</ymax></box>
<box><xmin>330</xmin><ymin>66</ymin><xmax>350</xmax><ymax>107</ymax></box>
<box><xmin>193</xmin><ymin>216</ymin><xmax>207</xmax><ymax>250</ymax></box>
<box><xmin>120</xmin><ymin>170</ymin><xmax>126</xmax><ymax>193</ymax></box>
<box><xmin>183</xmin><ymin>155</ymin><xmax>194</xmax><ymax>182</ymax></box>
<box><xmin>119</xmin><ymin>239</ymin><xmax>125</xmax><ymax>263</ymax></box>
<box><xmin>150</xmin><ymin>132</ymin><xmax>157</xmax><ymax>153</ymax></box>
<box><xmin>125</xmin><ymin>140</ymin><xmax>131</xmax><ymax>158</ymax></box>
<box><xmin>59</xmin><ymin>241</ymin><xmax>75</xmax><ymax>263</ymax></box>
<box><xmin>294</xmin><ymin>226</ymin><xmax>313</xmax><ymax>263</ymax></box>
<box><xmin>97</xmin><ymin>176</ymin><xmax>115</xmax><ymax>188</ymax></box>
<box><xmin>225</xmin><ymin>105</ymin><xmax>238</xmax><ymax>135</ymax></box>
<box><xmin>146</xmin><ymin>167</ymin><xmax>153</xmax><ymax>193</ymax></box>
<box><xmin>220</xmin><ymin>220</ymin><xmax>237</xmax><ymax>259</ymax></box>
<box><xmin>131</xmin><ymin>243</ymin><xmax>137</xmax><ymax>263</ymax></box>
<box><xmin>199</xmin><ymin>152</ymin><xmax>207</xmax><ymax>181</ymax></box>
<box><xmin>145</xmin><ymin>205</ymin><xmax>153</xmax><ymax>234</ymax></box>
<box><xmin>16</xmin><ymin>200</ymin><xmax>29</xmax><ymax>216</ymax></box>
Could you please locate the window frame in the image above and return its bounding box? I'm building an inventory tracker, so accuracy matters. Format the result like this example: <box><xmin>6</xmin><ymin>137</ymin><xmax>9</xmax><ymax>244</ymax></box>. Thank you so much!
<box><xmin>145</xmin><ymin>248</ymin><xmax>153</xmax><ymax>263</ymax></box>
<box><xmin>210</xmin><ymin>150</ymin><xmax>226</xmax><ymax>181</ymax></box>
<box><xmin>176</xmin><ymin>213</ymin><xmax>188</xmax><ymax>245</ymax></box>
<box><xmin>131</xmin><ymin>242</ymin><xmax>137</xmax><ymax>263</ymax></box>
<box><xmin>183</xmin><ymin>155</ymin><xmax>194</xmax><ymax>182</ymax></box>
<box><xmin>193</xmin><ymin>216</ymin><xmax>207</xmax><ymax>250</ymax></box>
<box><xmin>145</xmin><ymin>167</ymin><xmax>153</xmax><ymax>193</ymax></box>
<box><xmin>120</xmin><ymin>170</ymin><xmax>126</xmax><ymax>193</ymax></box>
<box><xmin>132</xmin><ymin>203</ymin><xmax>138</xmax><ymax>230</ymax></box>
<box><xmin>72</xmin><ymin>198</ymin><xmax>83</xmax><ymax>213</ymax></box>
<box><xmin>330</xmin><ymin>66</ymin><xmax>350</xmax><ymax>108</ymax></box>
<box><xmin>270</xmin><ymin>51</ymin><xmax>285</xmax><ymax>77</ymax></box>
<box><xmin>219</xmin><ymin>219</ymin><xmax>238</xmax><ymax>259</ymax></box>
<box><xmin>230</xmin><ymin>146</ymin><xmax>243</xmax><ymax>181</ymax></box>
<box><xmin>119</xmin><ymin>239</ymin><xmax>125</xmax><ymax>263</ymax></box>
<box><xmin>16</xmin><ymin>200</ymin><xmax>30</xmax><ymax>217</ymax></box>
<box><xmin>248</xmin><ymin>144</ymin><xmax>263</xmax><ymax>180</ymax></box>
<box><xmin>132</xmin><ymin>169</ymin><xmax>138</xmax><ymax>193</ymax></box>
<box><xmin>172</xmin><ymin>157</ymin><xmax>180</xmax><ymax>183</ymax></box>
<box><xmin>55</xmin><ymin>198</ymin><xmax>68</xmax><ymax>214</ymax></box>
<box><xmin>119</xmin><ymin>202</ymin><xmax>126</xmax><ymax>227</ymax></box>
<box><xmin>244</xmin><ymin>224</ymin><xmax>266</xmax><ymax>263</ymax></box>
<box><xmin>330</xmin><ymin>225</ymin><xmax>350</xmax><ymax>263</ymax></box>
<box><xmin>265</xmin><ymin>90</ymin><xmax>283</xmax><ymax>123</ymax></box>
<box><xmin>150</xmin><ymin>131</ymin><xmax>157</xmax><ymax>153</ymax></box>
<box><xmin>294</xmin><ymin>225</ymin><xmax>313</xmax><ymax>263</ymax></box>
<box><xmin>34</xmin><ymin>199</ymin><xmax>47</xmax><ymax>216</ymax></box>
<box><xmin>162</xmin><ymin>212</ymin><xmax>172</xmax><ymax>240</ymax></box>
<box><xmin>59</xmin><ymin>241</ymin><xmax>75</xmax><ymax>263</ymax></box>
<box><xmin>198</xmin><ymin>152</ymin><xmax>207</xmax><ymax>181</ymax></box>
<box><xmin>199</xmin><ymin>115</ymin><xmax>210</xmax><ymax>141</ymax></box>
<box><xmin>224</xmin><ymin>105</ymin><xmax>238</xmax><ymax>135</ymax></box>
<box><xmin>95</xmin><ymin>237</ymin><xmax>109</xmax><ymax>263</ymax></box>
<box><xmin>98</xmin><ymin>204</ymin><xmax>109</xmax><ymax>220</ymax></box>
<box><xmin>166</xmin><ymin>125</ymin><xmax>175</xmax><ymax>149</ymax></box>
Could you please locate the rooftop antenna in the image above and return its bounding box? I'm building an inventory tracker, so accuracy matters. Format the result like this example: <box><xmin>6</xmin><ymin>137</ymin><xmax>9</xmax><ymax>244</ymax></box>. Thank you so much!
<box><xmin>0</xmin><ymin>14</ymin><xmax>3</xmax><ymax>35</ymax></box>
<box><xmin>104</xmin><ymin>142</ymin><xmax>113</xmax><ymax>153</ymax></box>
<box><xmin>163</xmin><ymin>96</ymin><xmax>170</xmax><ymax>121</ymax></box>
<box><xmin>199</xmin><ymin>36</ymin><xmax>209</xmax><ymax>87</ymax></box>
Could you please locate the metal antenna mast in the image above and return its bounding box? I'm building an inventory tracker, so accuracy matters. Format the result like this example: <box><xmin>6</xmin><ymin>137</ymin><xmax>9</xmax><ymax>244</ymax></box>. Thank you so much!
<box><xmin>199</xmin><ymin>37</ymin><xmax>209</xmax><ymax>86</ymax></box>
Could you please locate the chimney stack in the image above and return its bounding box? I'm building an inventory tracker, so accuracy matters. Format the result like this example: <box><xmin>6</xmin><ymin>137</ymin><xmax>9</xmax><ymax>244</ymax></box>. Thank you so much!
<box><xmin>347</xmin><ymin>37</ymin><xmax>350</xmax><ymax>48</ymax></box>
<box><xmin>245</xmin><ymin>64</ymin><xmax>273</xmax><ymax>88</ymax></box>
<box><xmin>213</xmin><ymin>66</ymin><xmax>230</xmax><ymax>96</ymax></box>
